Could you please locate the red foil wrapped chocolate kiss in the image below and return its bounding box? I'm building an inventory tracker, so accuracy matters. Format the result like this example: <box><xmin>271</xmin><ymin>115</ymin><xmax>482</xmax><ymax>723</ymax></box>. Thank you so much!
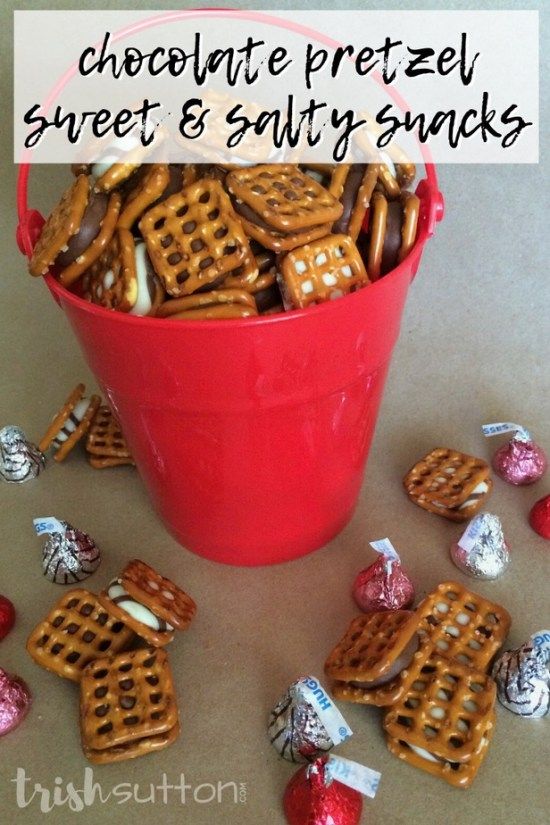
<box><xmin>529</xmin><ymin>494</ymin><xmax>550</xmax><ymax>540</ymax></box>
<box><xmin>0</xmin><ymin>669</ymin><xmax>32</xmax><ymax>736</ymax></box>
<box><xmin>493</xmin><ymin>438</ymin><xmax>547</xmax><ymax>485</ymax></box>
<box><xmin>0</xmin><ymin>595</ymin><xmax>15</xmax><ymax>641</ymax></box>
<box><xmin>284</xmin><ymin>757</ymin><xmax>363</xmax><ymax>825</ymax></box>
<box><xmin>353</xmin><ymin>537</ymin><xmax>415</xmax><ymax>612</ymax></box>
<box><xmin>482</xmin><ymin>422</ymin><xmax>547</xmax><ymax>485</ymax></box>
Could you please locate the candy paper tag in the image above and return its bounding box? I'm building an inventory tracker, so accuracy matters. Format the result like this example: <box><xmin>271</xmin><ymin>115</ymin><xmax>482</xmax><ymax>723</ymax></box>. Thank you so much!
<box><xmin>531</xmin><ymin>629</ymin><xmax>550</xmax><ymax>654</ymax></box>
<box><xmin>457</xmin><ymin>515</ymin><xmax>485</xmax><ymax>552</ymax></box>
<box><xmin>33</xmin><ymin>517</ymin><xmax>65</xmax><ymax>536</ymax></box>
<box><xmin>296</xmin><ymin>677</ymin><xmax>352</xmax><ymax>745</ymax></box>
<box><xmin>481</xmin><ymin>422</ymin><xmax>531</xmax><ymax>442</ymax></box>
<box><xmin>369</xmin><ymin>537</ymin><xmax>400</xmax><ymax>571</ymax></box>
<box><xmin>325</xmin><ymin>755</ymin><xmax>381</xmax><ymax>798</ymax></box>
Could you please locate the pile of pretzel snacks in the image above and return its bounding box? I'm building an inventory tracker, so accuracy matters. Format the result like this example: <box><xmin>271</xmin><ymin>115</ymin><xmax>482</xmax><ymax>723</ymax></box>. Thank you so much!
<box><xmin>325</xmin><ymin>581</ymin><xmax>511</xmax><ymax>788</ymax></box>
<box><xmin>28</xmin><ymin>161</ymin><xmax>420</xmax><ymax>319</ymax></box>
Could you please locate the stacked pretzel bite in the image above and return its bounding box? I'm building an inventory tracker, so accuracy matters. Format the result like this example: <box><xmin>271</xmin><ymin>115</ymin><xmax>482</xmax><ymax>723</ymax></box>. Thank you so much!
<box><xmin>38</xmin><ymin>382</ymin><xmax>135</xmax><ymax>468</ymax></box>
<box><xmin>28</xmin><ymin>158</ymin><xmax>420</xmax><ymax>317</ymax></box>
<box><xmin>324</xmin><ymin>582</ymin><xmax>511</xmax><ymax>788</ymax></box>
<box><xmin>26</xmin><ymin>559</ymin><xmax>196</xmax><ymax>763</ymax></box>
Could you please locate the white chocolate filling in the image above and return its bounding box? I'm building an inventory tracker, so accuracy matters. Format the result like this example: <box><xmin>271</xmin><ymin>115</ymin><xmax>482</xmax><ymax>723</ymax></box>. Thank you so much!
<box><xmin>408</xmin><ymin>743</ymin><xmax>443</xmax><ymax>763</ymax></box>
<box><xmin>379</xmin><ymin>151</ymin><xmax>396</xmax><ymax>179</ymax></box>
<box><xmin>108</xmin><ymin>579</ymin><xmax>173</xmax><ymax>632</ymax></box>
<box><xmin>54</xmin><ymin>399</ymin><xmax>91</xmax><ymax>444</ymax></box>
<box><xmin>129</xmin><ymin>242</ymin><xmax>155</xmax><ymax>316</ymax></box>
<box><xmin>459</xmin><ymin>481</ymin><xmax>489</xmax><ymax>510</ymax></box>
<box><xmin>92</xmin><ymin>133</ymin><xmax>141</xmax><ymax>179</ymax></box>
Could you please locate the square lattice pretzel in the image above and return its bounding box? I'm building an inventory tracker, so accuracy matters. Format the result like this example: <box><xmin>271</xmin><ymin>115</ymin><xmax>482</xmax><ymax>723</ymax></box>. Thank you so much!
<box><xmin>383</xmin><ymin>651</ymin><xmax>496</xmax><ymax>763</ymax></box>
<box><xmin>86</xmin><ymin>405</ymin><xmax>134</xmax><ymax>468</ymax></box>
<box><xmin>416</xmin><ymin>581</ymin><xmax>511</xmax><ymax>671</ymax></box>
<box><xmin>385</xmin><ymin>713</ymin><xmax>495</xmax><ymax>789</ymax></box>
<box><xmin>139</xmin><ymin>178</ymin><xmax>252</xmax><ymax>297</ymax></box>
<box><xmin>403</xmin><ymin>448</ymin><xmax>492</xmax><ymax>522</ymax></box>
<box><xmin>26</xmin><ymin>589</ymin><xmax>134</xmax><ymax>682</ymax></box>
<box><xmin>280</xmin><ymin>234</ymin><xmax>369</xmax><ymax>309</ymax></box>
<box><xmin>325</xmin><ymin>611</ymin><xmax>421</xmax><ymax>682</ymax></box>
<box><xmin>80</xmin><ymin>647</ymin><xmax>179</xmax><ymax>763</ymax></box>
<box><xmin>226</xmin><ymin>164</ymin><xmax>343</xmax><ymax>232</ymax></box>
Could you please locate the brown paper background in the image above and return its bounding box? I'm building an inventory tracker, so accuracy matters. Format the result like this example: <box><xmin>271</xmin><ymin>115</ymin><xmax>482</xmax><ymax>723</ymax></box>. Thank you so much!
<box><xmin>1</xmin><ymin>2</ymin><xmax>549</xmax><ymax>823</ymax></box>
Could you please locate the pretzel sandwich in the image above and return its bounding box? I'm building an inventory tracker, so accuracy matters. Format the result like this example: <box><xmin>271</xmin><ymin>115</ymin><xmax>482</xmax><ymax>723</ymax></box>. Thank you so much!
<box><xmin>29</xmin><ymin>175</ymin><xmax>90</xmax><ymax>276</ymax></box>
<box><xmin>39</xmin><ymin>384</ymin><xmax>101</xmax><ymax>462</ymax></box>
<box><xmin>366</xmin><ymin>190</ymin><xmax>420</xmax><ymax>280</ymax></box>
<box><xmin>139</xmin><ymin>178</ymin><xmax>254</xmax><ymax>297</ymax></box>
<box><xmin>332</xmin><ymin>164</ymin><xmax>379</xmax><ymax>241</ymax></box>
<box><xmin>383</xmin><ymin>652</ymin><xmax>497</xmax><ymax>788</ymax></box>
<box><xmin>26</xmin><ymin>589</ymin><xmax>134</xmax><ymax>682</ymax></box>
<box><xmin>226</xmin><ymin>164</ymin><xmax>343</xmax><ymax>252</ymax></box>
<box><xmin>80</xmin><ymin>647</ymin><xmax>179</xmax><ymax>763</ymax></box>
<box><xmin>404</xmin><ymin>448</ymin><xmax>493</xmax><ymax>522</ymax></box>
<box><xmin>99</xmin><ymin>559</ymin><xmax>196</xmax><ymax>646</ymax></box>
<box><xmin>416</xmin><ymin>581</ymin><xmax>511</xmax><ymax>671</ymax></box>
<box><xmin>117</xmin><ymin>164</ymin><xmax>171</xmax><ymax>229</ymax></box>
<box><xmin>325</xmin><ymin>610</ymin><xmax>424</xmax><ymax>707</ymax></box>
<box><xmin>157</xmin><ymin>289</ymin><xmax>258</xmax><ymax>321</ymax></box>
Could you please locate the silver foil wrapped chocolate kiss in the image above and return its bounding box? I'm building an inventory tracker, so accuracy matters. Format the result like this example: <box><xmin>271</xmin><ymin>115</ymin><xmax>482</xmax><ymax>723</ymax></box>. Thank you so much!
<box><xmin>0</xmin><ymin>425</ymin><xmax>45</xmax><ymax>483</ymax></box>
<box><xmin>450</xmin><ymin>512</ymin><xmax>510</xmax><ymax>579</ymax></box>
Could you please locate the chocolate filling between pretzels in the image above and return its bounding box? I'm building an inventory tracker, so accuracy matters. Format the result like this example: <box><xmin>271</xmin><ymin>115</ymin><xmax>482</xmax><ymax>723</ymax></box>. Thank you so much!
<box><xmin>55</xmin><ymin>192</ymin><xmax>109</xmax><ymax>268</ymax></box>
<box><xmin>380</xmin><ymin>200</ymin><xmax>404</xmax><ymax>276</ymax></box>
<box><xmin>254</xmin><ymin>279</ymin><xmax>283</xmax><ymax>313</ymax></box>
<box><xmin>349</xmin><ymin>633</ymin><xmax>420</xmax><ymax>690</ymax></box>
<box><xmin>232</xmin><ymin>199</ymin><xmax>326</xmax><ymax>238</ymax></box>
<box><xmin>332</xmin><ymin>164</ymin><xmax>366</xmax><ymax>235</ymax></box>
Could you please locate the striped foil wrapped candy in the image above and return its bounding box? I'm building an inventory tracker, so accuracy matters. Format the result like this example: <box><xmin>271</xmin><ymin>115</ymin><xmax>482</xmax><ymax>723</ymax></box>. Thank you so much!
<box><xmin>42</xmin><ymin>522</ymin><xmax>101</xmax><ymax>585</ymax></box>
<box><xmin>0</xmin><ymin>426</ymin><xmax>45</xmax><ymax>483</ymax></box>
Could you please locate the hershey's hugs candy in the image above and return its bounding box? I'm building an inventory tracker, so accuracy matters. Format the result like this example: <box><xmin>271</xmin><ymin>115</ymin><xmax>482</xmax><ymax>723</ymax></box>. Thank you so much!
<box><xmin>268</xmin><ymin>676</ymin><xmax>352</xmax><ymax>763</ymax></box>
